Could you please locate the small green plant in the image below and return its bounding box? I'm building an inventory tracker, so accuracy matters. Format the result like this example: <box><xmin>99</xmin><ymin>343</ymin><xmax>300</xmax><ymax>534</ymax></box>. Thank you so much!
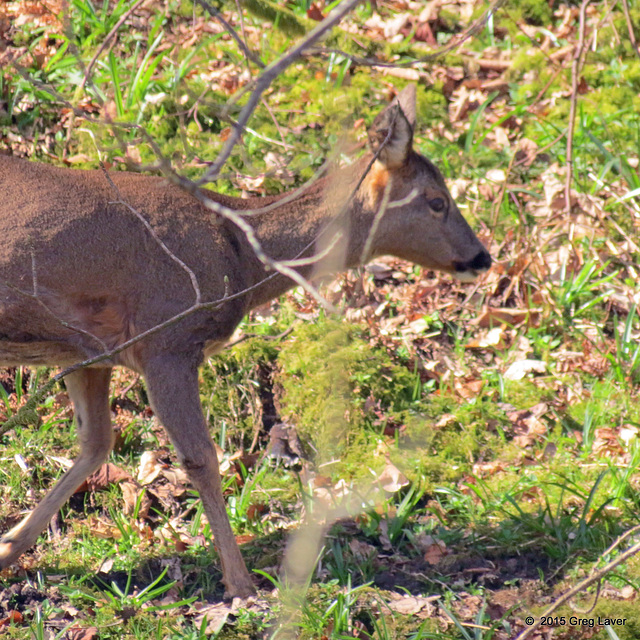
<box><xmin>608</xmin><ymin>307</ymin><xmax>640</xmax><ymax>387</ymax></box>
<box><xmin>554</xmin><ymin>259</ymin><xmax>618</xmax><ymax>322</ymax></box>
<box><xmin>359</xmin><ymin>484</ymin><xmax>426</xmax><ymax>549</ymax></box>
<box><xmin>63</xmin><ymin>565</ymin><xmax>196</xmax><ymax>614</ymax></box>
<box><xmin>30</xmin><ymin>600</ymin><xmax>71</xmax><ymax>640</ymax></box>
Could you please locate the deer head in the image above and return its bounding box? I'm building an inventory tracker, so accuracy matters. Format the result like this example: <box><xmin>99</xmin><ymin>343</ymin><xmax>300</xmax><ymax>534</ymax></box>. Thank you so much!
<box><xmin>361</xmin><ymin>84</ymin><xmax>491</xmax><ymax>281</ymax></box>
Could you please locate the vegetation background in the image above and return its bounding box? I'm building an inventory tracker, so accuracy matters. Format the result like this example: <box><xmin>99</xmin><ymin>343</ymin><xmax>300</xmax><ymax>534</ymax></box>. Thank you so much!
<box><xmin>1</xmin><ymin>0</ymin><xmax>640</xmax><ymax>637</ymax></box>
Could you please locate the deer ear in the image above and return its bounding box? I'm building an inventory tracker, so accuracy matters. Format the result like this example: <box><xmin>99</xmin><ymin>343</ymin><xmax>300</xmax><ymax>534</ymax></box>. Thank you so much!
<box><xmin>368</xmin><ymin>86</ymin><xmax>416</xmax><ymax>169</ymax></box>
<box><xmin>395</xmin><ymin>84</ymin><xmax>416</xmax><ymax>128</ymax></box>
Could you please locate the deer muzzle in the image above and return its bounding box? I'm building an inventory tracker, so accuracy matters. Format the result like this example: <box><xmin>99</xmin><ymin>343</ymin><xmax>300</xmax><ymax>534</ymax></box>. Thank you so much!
<box><xmin>452</xmin><ymin>248</ymin><xmax>492</xmax><ymax>282</ymax></box>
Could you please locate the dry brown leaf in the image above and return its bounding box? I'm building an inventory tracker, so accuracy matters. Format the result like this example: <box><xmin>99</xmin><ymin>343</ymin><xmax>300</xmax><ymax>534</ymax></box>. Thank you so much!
<box><xmin>377</xmin><ymin>460</ymin><xmax>410</xmax><ymax>493</ymax></box>
<box><xmin>65</xmin><ymin>153</ymin><xmax>92</xmax><ymax>165</ymax></box>
<box><xmin>349</xmin><ymin>538</ymin><xmax>376</xmax><ymax>562</ymax></box>
<box><xmin>435</xmin><ymin>413</ymin><xmax>457</xmax><ymax>428</ymax></box>
<box><xmin>0</xmin><ymin>610</ymin><xmax>23</xmax><ymax>627</ymax></box>
<box><xmin>507</xmin><ymin>402</ymin><xmax>550</xmax><ymax>447</ymax></box>
<box><xmin>454</xmin><ymin>378</ymin><xmax>484</xmax><ymax>399</ymax></box>
<box><xmin>99</xmin><ymin>557</ymin><xmax>114</xmax><ymax>573</ymax></box>
<box><xmin>161</xmin><ymin>466</ymin><xmax>189</xmax><ymax>487</ymax></box>
<box><xmin>475</xmin><ymin>307</ymin><xmax>540</xmax><ymax>328</ymax></box>
<box><xmin>66</xmin><ymin>628</ymin><xmax>99</xmax><ymax>640</ymax></box>
<box><xmin>593</xmin><ymin>428</ymin><xmax>625</xmax><ymax>457</ymax></box>
<box><xmin>137</xmin><ymin>450</ymin><xmax>164</xmax><ymax>485</ymax></box>
<box><xmin>77</xmin><ymin>463</ymin><xmax>132</xmax><ymax>493</ymax></box>
<box><xmin>386</xmin><ymin>595</ymin><xmax>437</xmax><ymax>615</ymax></box>
<box><xmin>423</xmin><ymin>538</ymin><xmax>448</xmax><ymax>565</ymax></box>
<box><xmin>620</xmin><ymin>585</ymin><xmax>636</xmax><ymax>599</ymax></box>
<box><xmin>306</xmin><ymin>3</ymin><xmax>324</xmax><ymax>21</ymax></box>
<box><xmin>194</xmin><ymin>603</ymin><xmax>231</xmax><ymax>635</ymax></box>
<box><xmin>86</xmin><ymin>516</ymin><xmax>121</xmax><ymax>540</ymax></box>
<box><xmin>472</xmin><ymin>460</ymin><xmax>505</xmax><ymax>476</ymax></box>
<box><xmin>120</xmin><ymin>480</ymin><xmax>151</xmax><ymax>519</ymax></box>
<box><xmin>365</xmin><ymin>12</ymin><xmax>410</xmax><ymax>40</ymax></box>
<box><xmin>503</xmin><ymin>359</ymin><xmax>546</xmax><ymax>381</ymax></box>
<box><xmin>466</xmin><ymin>326</ymin><xmax>507</xmax><ymax>349</ymax></box>
<box><xmin>160</xmin><ymin>557</ymin><xmax>183</xmax><ymax>582</ymax></box>
<box><xmin>515</xmin><ymin>137</ymin><xmax>540</xmax><ymax>166</ymax></box>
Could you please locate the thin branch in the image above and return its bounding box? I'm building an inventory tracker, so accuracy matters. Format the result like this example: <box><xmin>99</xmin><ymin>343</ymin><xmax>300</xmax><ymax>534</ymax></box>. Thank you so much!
<box><xmin>280</xmin><ymin>231</ymin><xmax>344</xmax><ymax>268</ymax></box>
<box><xmin>193</xmin><ymin>189</ymin><xmax>337</xmax><ymax>312</ymax></box>
<box><xmin>260</xmin><ymin>97</ymin><xmax>292</xmax><ymax>150</ymax></box>
<box><xmin>621</xmin><ymin>0</ymin><xmax>640</xmax><ymax>63</ymax></box>
<box><xmin>195</xmin><ymin>0</ymin><xmax>265</xmax><ymax>69</ymax></box>
<box><xmin>513</xmin><ymin>532</ymin><xmax>640</xmax><ymax>640</ymax></box>
<box><xmin>564</xmin><ymin>0</ymin><xmax>591</xmax><ymax>219</ymax></box>
<box><xmin>304</xmin><ymin>0</ymin><xmax>507</xmax><ymax>68</ymax></box>
<box><xmin>100</xmin><ymin>167</ymin><xmax>203</xmax><ymax>305</ymax></box>
<box><xmin>197</xmin><ymin>0</ymin><xmax>362</xmax><ymax>186</ymax></box>
<box><xmin>234</xmin><ymin>0</ymin><xmax>251</xmax><ymax>71</ymax></box>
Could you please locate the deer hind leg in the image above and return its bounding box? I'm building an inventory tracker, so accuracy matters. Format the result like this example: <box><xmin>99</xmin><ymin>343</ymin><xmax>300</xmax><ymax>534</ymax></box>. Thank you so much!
<box><xmin>142</xmin><ymin>355</ymin><xmax>256</xmax><ymax>599</ymax></box>
<box><xmin>0</xmin><ymin>367</ymin><xmax>114</xmax><ymax>568</ymax></box>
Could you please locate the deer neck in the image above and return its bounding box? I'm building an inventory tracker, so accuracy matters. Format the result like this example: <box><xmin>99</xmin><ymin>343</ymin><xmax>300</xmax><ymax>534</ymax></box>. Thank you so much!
<box><xmin>242</xmin><ymin>157</ymin><xmax>373</xmax><ymax>309</ymax></box>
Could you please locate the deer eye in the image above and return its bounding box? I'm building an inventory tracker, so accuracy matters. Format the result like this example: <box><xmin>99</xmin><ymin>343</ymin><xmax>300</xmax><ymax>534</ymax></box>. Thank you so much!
<box><xmin>429</xmin><ymin>197</ymin><xmax>446</xmax><ymax>212</ymax></box>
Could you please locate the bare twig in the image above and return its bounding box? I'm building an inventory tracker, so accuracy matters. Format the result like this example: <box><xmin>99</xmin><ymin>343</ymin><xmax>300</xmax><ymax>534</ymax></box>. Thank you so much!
<box><xmin>101</xmin><ymin>167</ymin><xmax>203</xmax><ymax>304</ymax></box>
<box><xmin>197</xmin><ymin>0</ymin><xmax>362</xmax><ymax>186</ymax></box>
<box><xmin>280</xmin><ymin>231</ymin><xmax>344</xmax><ymax>268</ymax></box>
<box><xmin>305</xmin><ymin>0</ymin><xmax>507</xmax><ymax>68</ymax></box>
<box><xmin>564</xmin><ymin>0</ymin><xmax>591</xmax><ymax>219</ymax></box>
<box><xmin>260</xmin><ymin>97</ymin><xmax>292</xmax><ymax>150</ymax></box>
<box><xmin>193</xmin><ymin>189</ymin><xmax>336</xmax><ymax>312</ymax></box>
<box><xmin>621</xmin><ymin>0</ymin><xmax>640</xmax><ymax>63</ymax></box>
<box><xmin>195</xmin><ymin>0</ymin><xmax>265</xmax><ymax>69</ymax></box>
<box><xmin>514</xmin><ymin>530</ymin><xmax>640</xmax><ymax>640</ymax></box>
<box><xmin>527</xmin><ymin>66</ymin><xmax>564</xmax><ymax>112</ymax></box>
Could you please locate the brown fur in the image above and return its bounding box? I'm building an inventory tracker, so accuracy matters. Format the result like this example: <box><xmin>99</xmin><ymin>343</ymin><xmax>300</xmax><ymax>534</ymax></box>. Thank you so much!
<box><xmin>0</xmin><ymin>86</ymin><xmax>490</xmax><ymax>598</ymax></box>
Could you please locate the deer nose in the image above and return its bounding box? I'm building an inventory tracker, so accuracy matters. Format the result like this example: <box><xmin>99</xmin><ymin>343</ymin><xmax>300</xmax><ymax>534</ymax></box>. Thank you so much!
<box><xmin>454</xmin><ymin>249</ymin><xmax>492</xmax><ymax>274</ymax></box>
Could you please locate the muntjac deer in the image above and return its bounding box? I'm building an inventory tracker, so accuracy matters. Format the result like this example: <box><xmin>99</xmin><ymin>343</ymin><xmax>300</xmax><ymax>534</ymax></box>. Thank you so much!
<box><xmin>0</xmin><ymin>85</ymin><xmax>490</xmax><ymax>598</ymax></box>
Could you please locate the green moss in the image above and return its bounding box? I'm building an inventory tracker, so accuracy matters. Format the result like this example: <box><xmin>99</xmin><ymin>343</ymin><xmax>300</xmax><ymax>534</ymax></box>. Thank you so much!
<box><xmin>415</xmin><ymin>86</ymin><xmax>448</xmax><ymax>125</ymax></box>
<box><xmin>583</xmin><ymin>59</ymin><xmax>640</xmax><ymax>90</ymax></box>
<box><xmin>511</xmin><ymin>48</ymin><xmax>548</xmax><ymax>75</ymax></box>
<box><xmin>566</xmin><ymin>380</ymin><xmax>640</xmax><ymax>432</ymax></box>
<box><xmin>200</xmin><ymin>335</ymin><xmax>280</xmax><ymax>449</ymax></box>
<box><xmin>507</xmin><ymin>0</ymin><xmax>553</xmax><ymax>25</ymax></box>
<box><xmin>540</xmin><ymin>601</ymin><xmax>640</xmax><ymax>640</ymax></box>
<box><xmin>276</xmin><ymin>317</ymin><xmax>418</xmax><ymax>462</ymax></box>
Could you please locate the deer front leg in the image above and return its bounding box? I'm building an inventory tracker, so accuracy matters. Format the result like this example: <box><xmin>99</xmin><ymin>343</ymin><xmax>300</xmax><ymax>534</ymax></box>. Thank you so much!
<box><xmin>143</xmin><ymin>355</ymin><xmax>256</xmax><ymax>599</ymax></box>
<box><xmin>0</xmin><ymin>368</ymin><xmax>114</xmax><ymax>568</ymax></box>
